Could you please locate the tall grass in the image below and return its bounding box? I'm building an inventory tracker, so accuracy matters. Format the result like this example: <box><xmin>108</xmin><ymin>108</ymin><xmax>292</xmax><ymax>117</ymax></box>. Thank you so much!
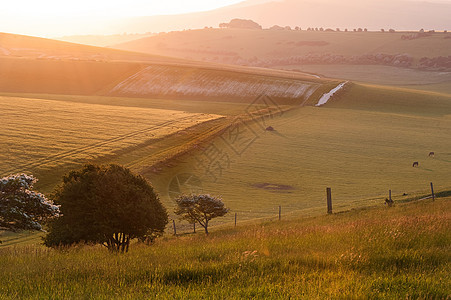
<box><xmin>0</xmin><ymin>198</ymin><xmax>449</xmax><ymax>299</ymax></box>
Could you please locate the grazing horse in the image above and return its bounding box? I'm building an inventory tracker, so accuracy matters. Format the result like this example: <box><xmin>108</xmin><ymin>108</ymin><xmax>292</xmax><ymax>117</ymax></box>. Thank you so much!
<box><xmin>385</xmin><ymin>198</ymin><xmax>394</xmax><ymax>207</ymax></box>
<box><xmin>429</xmin><ymin>152</ymin><xmax>435</xmax><ymax>157</ymax></box>
<box><xmin>412</xmin><ymin>161</ymin><xmax>419</xmax><ymax>167</ymax></box>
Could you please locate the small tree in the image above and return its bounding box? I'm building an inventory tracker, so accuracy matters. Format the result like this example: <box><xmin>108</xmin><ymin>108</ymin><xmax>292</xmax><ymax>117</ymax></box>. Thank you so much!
<box><xmin>175</xmin><ymin>194</ymin><xmax>228</xmax><ymax>234</ymax></box>
<box><xmin>44</xmin><ymin>164</ymin><xmax>168</xmax><ymax>253</ymax></box>
<box><xmin>0</xmin><ymin>174</ymin><xmax>59</xmax><ymax>242</ymax></box>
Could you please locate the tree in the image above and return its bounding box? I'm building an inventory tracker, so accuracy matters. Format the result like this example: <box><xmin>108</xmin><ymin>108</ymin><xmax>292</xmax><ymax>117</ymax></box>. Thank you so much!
<box><xmin>219</xmin><ymin>19</ymin><xmax>262</xmax><ymax>30</ymax></box>
<box><xmin>0</xmin><ymin>174</ymin><xmax>59</xmax><ymax>242</ymax></box>
<box><xmin>43</xmin><ymin>164</ymin><xmax>168</xmax><ymax>253</ymax></box>
<box><xmin>174</xmin><ymin>194</ymin><xmax>228</xmax><ymax>234</ymax></box>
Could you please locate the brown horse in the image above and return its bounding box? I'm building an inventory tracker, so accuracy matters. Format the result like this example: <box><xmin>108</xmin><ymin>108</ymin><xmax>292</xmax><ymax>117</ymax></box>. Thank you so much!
<box><xmin>412</xmin><ymin>161</ymin><xmax>419</xmax><ymax>167</ymax></box>
<box><xmin>429</xmin><ymin>152</ymin><xmax>435</xmax><ymax>157</ymax></box>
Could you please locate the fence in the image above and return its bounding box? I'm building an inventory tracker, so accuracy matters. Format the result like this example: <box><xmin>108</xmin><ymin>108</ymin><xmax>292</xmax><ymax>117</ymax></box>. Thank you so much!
<box><xmin>170</xmin><ymin>182</ymin><xmax>441</xmax><ymax>235</ymax></box>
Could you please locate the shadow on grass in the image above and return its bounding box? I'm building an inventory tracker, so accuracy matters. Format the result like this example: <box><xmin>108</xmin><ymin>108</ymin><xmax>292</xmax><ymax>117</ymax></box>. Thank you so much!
<box><xmin>397</xmin><ymin>190</ymin><xmax>451</xmax><ymax>204</ymax></box>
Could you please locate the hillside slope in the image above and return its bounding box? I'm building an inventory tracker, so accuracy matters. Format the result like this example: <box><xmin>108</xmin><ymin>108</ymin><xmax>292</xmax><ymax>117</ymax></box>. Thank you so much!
<box><xmin>0</xmin><ymin>32</ymin><xmax>333</xmax><ymax>102</ymax></box>
<box><xmin>112</xmin><ymin>28</ymin><xmax>451</xmax><ymax>93</ymax></box>
<box><xmin>108</xmin><ymin>64</ymin><xmax>324</xmax><ymax>103</ymax></box>
<box><xmin>105</xmin><ymin>0</ymin><xmax>451</xmax><ymax>34</ymax></box>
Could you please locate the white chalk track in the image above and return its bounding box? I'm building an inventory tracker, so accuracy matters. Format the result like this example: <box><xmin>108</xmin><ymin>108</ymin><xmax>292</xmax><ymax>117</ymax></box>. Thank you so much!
<box><xmin>316</xmin><ymin>82</ymin><xmax>348</xmax><ymax>107</ymax></box>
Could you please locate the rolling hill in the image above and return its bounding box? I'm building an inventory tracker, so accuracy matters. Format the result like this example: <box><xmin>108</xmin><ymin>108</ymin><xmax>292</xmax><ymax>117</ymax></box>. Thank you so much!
<box><xmin>98</xmin><ymin>0</ymin><xmax>451</xmax><ymax>35</ymax></box>
<box><xmin>0</xmin><ymin>32</ymin><xmax>333</xmax><ymax>102</ymax></box>
<box><xmin>1</xmin><ymin>32</ymin><xmax>450</xmax><ymax>230</ymax></box>
<box><xmin>112</xmin><ymin>28</ymin><xmax>451</xmax><ymax>93</ymax></box>
<box><xmin>0</xmin><ymin>32</ymin><xmax>337</xmax><ymax>194</ymax></box>
<box><xmin>113</xmin><ymin>28</ymin><xmax>451</xmax><ymax>68</ymax></box>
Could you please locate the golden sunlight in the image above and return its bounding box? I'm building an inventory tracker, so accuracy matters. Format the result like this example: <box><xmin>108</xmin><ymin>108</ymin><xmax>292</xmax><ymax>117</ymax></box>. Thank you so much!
<box><xmin>0</xmin><ymin>0</ymin><xmax>243</xmax><ymax>37</ymax></box>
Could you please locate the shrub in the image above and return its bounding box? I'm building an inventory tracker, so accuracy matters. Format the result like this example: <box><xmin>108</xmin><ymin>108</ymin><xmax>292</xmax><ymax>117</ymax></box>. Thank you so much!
<box><xmin>44</xmin><ymin>164</ymin><xmax>168</xmax><ymax>253</ymax></box>
<box><xmin>174</xmin><ymin>194</ymin><xmax>228</xmax><ymax>234</ymax></box>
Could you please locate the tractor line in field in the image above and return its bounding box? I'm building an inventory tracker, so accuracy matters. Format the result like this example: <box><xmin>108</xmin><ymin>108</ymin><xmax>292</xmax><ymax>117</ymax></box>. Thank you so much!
<box><xmin>2</xmin><ymin>115</ymin><xmax>212</xmax><ymax>175</ymax></box>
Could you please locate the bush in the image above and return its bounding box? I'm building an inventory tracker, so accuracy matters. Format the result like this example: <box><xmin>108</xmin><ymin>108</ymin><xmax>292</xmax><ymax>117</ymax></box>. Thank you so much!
<box><xmin>44</xmin><ymin>164</ymin><xmax>168</xmax><ymax>253</ymax></box>
<box><xmin>0</xmin><ymin>174</ymin><xmax>59</xmax><ymax>239</ymax></box>
<box><xmin>175</xmin><ymin>194</ymin><xmax>228</xmax><ymax>234</ymax></box>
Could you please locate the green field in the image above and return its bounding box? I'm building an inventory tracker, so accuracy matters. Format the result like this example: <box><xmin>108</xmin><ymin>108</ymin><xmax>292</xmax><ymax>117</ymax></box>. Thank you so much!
<box><xmin>278</xmin><ymin>64</ymin><xmax>451</xmax><ymax>94</ymax></box>
<box><xmin>1</xmin><ymin>29</ymin><xmax>450</xmax><ymax>299</ymax></box>
<box><xmin>0</xmin><ymin>197</ymin><xmax>449</xmax><ymax>298</ymax></box>
<box><xmin>1</xmin><ymin>81</ymin><xmax>450</xmax><ymax>232</ymax></box>
<box><xmin>1</xmin><ymin>31</ymin><xmax>450</xmax><ymax>239</ymax></box>
<box><xmin>141</xmin><ymin>82</ymin><xmax>451</xmax><ymax>231</ymax></box>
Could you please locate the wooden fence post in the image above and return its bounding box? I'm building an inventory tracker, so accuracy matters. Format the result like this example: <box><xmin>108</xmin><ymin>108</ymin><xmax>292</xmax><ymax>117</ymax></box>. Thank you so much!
<box><xmin>235</xmin><ymin>213</ymin><xmax>237</xmax><ymax>227</ymax></box>
<box><xmin>327</xmin><ymin>187</ymin><xmax>333</xmax><ymax>214</ymax></box>
<box><xmin>173</xmin><ymin>220</ymin><xmax>176</xmax><ymax>236</ymax></box>
<box><xmin>389</xmin><ymin>189</ymin><xmax>392</xmax><ymax>202</ymax></box>
<box><xmin>430</xmin><ymin>182</ymin><xmax>435</xmax><ymax>201</ymax></box>
<box><xmin>279</xmin><ymin>205</ymin><xmax>281</xmax><ymax>220</ymax></box>
<box><xmin>193</xmin><ymin>222</ymin><xmax>196</xmax><ymax>233</ymax></box>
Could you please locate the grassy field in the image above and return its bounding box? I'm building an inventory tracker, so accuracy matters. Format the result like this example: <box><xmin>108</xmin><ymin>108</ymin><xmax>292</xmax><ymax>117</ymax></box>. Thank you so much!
<box><xmin>1</xmin><ymin>31</ymin><xmax>450</xmax><ymax>299</ymax></box>
<box><xmin>278</xmin><ymin>64</ymin><xmax>451</xmax><ymax>94</ymax></box>
<box><xmin>1</xmin><ymin>82</ymin><xmax>450</xmax><ymax>230</ymax></box>
<box><xmin>0</xmin><ymin>197</ymin><xmax>449</xmax><ymax>298</ymax></box>
<box><xmin>1</xmin><ymin>31</ymin><xmax>450</xmax><ymax>238</ymax></box>
<box><xmin>0</xmin><ymin>95</ymin><xmax>223</xmax><ymax>191</ymax></box>
<box><xmin>144</xmin><ymin>82</ymin><xmax>451</xmax><ymax>229</ymax></box>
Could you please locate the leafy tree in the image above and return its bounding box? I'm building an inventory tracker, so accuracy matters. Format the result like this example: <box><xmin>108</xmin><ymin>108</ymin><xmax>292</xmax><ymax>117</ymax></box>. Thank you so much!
<box><xmin>174</xmin><ymin>194</ymin><xmax>228</xmax><ymax>234</ymax></box>
<box><xmin>44</xmin><ymin>164</ymin><xmax>168</xmax><ymax>253</ymax></box>
<box><xmin>0</xmin><ymin>174</ymin><xmax>59</xmax><ymax>242</ymax></box>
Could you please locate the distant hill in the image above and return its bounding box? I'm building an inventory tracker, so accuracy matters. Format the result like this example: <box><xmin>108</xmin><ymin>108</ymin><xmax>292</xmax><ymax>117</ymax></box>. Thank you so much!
<box><xmin>56</xmin><ymin>33</ymin><xmax>156</xmax><ymax>48</ymax></box>
<box><xmin>0</xmin><ymin>32</ymin><xmax>179</xmax><ymax>63</ymax></box>
<box><xmin>110</xmin><ymin>0</ymin><xmax>451</xmax><ymax>34</ymax></box>
<box><xmin>112</xmin><ymin>28</ymin><xmax>451</xmax><ymax>70</ymax></box>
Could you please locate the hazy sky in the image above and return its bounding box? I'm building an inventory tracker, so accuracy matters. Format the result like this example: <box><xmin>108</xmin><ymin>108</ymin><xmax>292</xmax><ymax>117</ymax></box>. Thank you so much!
<box><xmin>0</xmin><ymin>0</ymin><xmax>244</xmax><ymax>37</ymax></box>
<box><xmin>1</xmin><ymin>0</ymin><xmax>244</xmax><ymax>17</ymax></box>
<box><xmin>1</xmin><ymin>0</ymin><xmax>450</xmax><ymax>37</ymax></box>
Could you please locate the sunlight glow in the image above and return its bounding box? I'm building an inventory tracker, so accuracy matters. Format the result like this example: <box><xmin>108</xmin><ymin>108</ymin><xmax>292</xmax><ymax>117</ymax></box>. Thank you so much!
<box><xmin>0</xmin><ymin>0</ymin><xmax>244</xmax><ymax>37</ymax></box>
<box><xmin>0</xmin><ymin>0</ymin><xmax>244</xmax><ymax>17</ymax></box>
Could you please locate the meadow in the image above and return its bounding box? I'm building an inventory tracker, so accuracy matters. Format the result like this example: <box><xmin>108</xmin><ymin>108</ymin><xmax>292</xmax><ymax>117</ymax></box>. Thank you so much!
<box><xmin>278</xmin><ymin>64</ymin><xmax>451</xmax><ymax>94</ymax></box>
<box><xmin>1</xmin><ymin>80</ymin><xmax>450</xmax><ymax>231</ymax></box>
<box><xmin>145</xmin><ymin>82</ymin><xmax>451</xmax><ymax>230</ymax></box>
<box><xmin>1</xmin><ymin>29</ymin><xmax>450</xmax><ymax>245</ymax></box>
<box><xmin>1</xmin><ymin>27</ymin><xmax>450</xmax><ymax>299</ymax></box>
<box><xmin>0</xmin><ymin>197</ymin><xmax>449</xmax><ymax>298</ymax></box>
